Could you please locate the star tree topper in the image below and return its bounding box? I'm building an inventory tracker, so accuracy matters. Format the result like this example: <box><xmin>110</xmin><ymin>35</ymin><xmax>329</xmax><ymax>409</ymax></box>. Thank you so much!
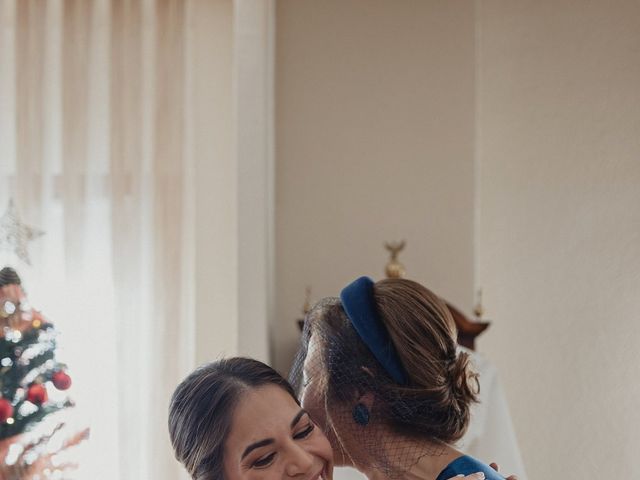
<box><xmin>0</xmin><ymin>200</ymin><xmax>45</xmax><ymax>265</ymax></box>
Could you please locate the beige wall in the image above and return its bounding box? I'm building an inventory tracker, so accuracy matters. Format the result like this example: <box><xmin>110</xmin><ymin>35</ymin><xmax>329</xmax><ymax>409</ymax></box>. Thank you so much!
<box><xmin>275</xmin><ymin>0</ymin><xmax>476</xmax><ymax>371</ymax></box>
<box><xmin>188</xmin><ymin>0</ymin><xmax>238</xmax><ymax>366</ymax></box>
<box><xmin>276</xmin><ymin>1</ymin><xmax>640</xmax><ymax>477</ymax></box>
<box><xmin>477</xmin><ymin>1</ymin><xmax>640</xmax><ymax>478</ymax></box>
<box><xmin>189</xmin><ymin>0</ymin><xmax>274</xmax><ymax>365</ymax></box>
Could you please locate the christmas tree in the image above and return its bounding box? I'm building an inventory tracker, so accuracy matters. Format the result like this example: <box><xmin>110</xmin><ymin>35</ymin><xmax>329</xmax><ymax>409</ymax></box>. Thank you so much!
<box><xmin>0</xmin><ymin>267</ymin><xmax>80</xmax><ymax>478</ymax></box>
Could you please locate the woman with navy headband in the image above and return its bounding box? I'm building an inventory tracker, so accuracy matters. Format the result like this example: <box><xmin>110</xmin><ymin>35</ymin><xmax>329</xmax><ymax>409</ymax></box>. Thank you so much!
<box><xmin>290</xmin><ymin>277</ymin><xmax>511</xmax><ymax>480</ymax></box>
<box><xmin>168</xmin><ymin>356</ymin><xmax>492</xmax><ymax>480</ymax></box>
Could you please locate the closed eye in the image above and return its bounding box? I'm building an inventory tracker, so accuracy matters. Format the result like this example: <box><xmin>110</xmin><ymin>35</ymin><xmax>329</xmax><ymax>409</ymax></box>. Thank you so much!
<box><xmin>293</xmin><ymin>423</ymin><xmax>315</xmax><ymax>440</ymax></box>
<box><xmin>252</xmin><ymin>452</ymin><xmax>276</xmax><ymax>469</ymax></box>
<box><xmin>249</xmin><ymin>423</ymin><xmax>314</xmax><ymax>469</ymax></box>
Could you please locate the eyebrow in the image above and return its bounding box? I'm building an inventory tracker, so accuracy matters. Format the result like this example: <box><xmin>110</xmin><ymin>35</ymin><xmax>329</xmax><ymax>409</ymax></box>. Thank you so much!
<box><xmin>290</xmin><ymin>409</ymin><xmax>309</xmax><ymax>429</ymax></box>
<box><xmin>240</xmin><ymin>410</ymin><xmax>310</xmax><ymax>460</ymax></box>
<box><xmin>241</xmin><ymin>438</ymin><xmax>274</xmax><ymax>460</ymax></box>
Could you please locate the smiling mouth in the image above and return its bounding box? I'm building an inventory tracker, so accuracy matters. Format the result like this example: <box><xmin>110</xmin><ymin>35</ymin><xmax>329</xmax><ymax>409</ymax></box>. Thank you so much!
<box><xmin>310</xmin><ymin>466</ymin><xmax>326</xmax><ymax>480</ymax></box>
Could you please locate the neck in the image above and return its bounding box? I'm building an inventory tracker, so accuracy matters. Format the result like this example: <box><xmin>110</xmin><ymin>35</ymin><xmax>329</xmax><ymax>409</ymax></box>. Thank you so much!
<box><xmin>405</xmin><ymin>444</ymin><xmax>463</xmax><ymax>480</ymax></box>
<box><xmin>355</xmin><ymin>440</ymin><xmax>463</xmax><ymax>480</ymax></box>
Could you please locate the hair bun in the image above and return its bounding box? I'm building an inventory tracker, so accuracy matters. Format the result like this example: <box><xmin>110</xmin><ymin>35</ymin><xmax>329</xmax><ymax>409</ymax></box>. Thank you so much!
<box><xmin>448</xmin><ymin>350</ymin><xmax>479</xmax><ymax>401</ymax></box>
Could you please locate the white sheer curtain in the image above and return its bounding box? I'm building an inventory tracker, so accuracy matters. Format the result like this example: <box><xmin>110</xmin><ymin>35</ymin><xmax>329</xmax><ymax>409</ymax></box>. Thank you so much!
<box><xmin>0</xmin><ymin>1</ymin><xmax>195</xmax><ymax>478</ymax></box>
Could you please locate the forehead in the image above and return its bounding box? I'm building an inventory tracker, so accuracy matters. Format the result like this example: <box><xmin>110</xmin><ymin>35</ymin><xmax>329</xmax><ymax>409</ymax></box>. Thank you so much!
<box><xmin>225</xmin><ymin>384</ymin><xmax>301</xmax><ymax>453</ymax></box>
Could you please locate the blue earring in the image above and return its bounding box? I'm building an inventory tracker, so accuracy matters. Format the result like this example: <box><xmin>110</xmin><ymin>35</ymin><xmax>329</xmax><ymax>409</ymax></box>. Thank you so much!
<box><xmin>352</xmin><ymin>403</ymin><xmax>370</xmax><ymax>426</ymax></box>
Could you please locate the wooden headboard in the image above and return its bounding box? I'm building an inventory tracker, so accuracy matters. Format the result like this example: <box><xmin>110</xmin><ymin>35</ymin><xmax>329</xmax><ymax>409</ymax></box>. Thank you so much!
<box><xmin>446</xmin><ymin>302</ymin><xmax>490</xmax><ymax>351</ymax></box>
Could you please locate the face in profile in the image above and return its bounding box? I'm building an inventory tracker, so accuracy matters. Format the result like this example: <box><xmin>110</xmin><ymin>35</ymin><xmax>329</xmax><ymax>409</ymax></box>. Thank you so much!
<box><xmin>299</xmin><ymin>333</ymin><xmax>351</xmax><ymax>467</ymax></box>
<box><xmin>300</xmin><ymin>333</ymin><xmax>326</xmax><ymax>425</ymax></box>
<box><xmin>223</xmin><ymin>384</ymin><xmax>334</xmax><ymax>480</ymax></box>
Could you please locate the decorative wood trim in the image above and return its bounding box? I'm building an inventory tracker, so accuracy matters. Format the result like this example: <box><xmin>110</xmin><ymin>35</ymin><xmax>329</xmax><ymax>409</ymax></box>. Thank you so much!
<box><xmin>446</xmin><ymin>302</ymin><xmax>490</xmax><ymax>351</ymax></box>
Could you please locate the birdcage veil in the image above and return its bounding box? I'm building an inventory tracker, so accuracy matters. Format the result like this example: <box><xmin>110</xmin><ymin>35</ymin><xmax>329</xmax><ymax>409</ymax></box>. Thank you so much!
<box><xmin>289</xmin><ymin>278</ymin><xmax>477</xmax><ymax>478</ymax></box>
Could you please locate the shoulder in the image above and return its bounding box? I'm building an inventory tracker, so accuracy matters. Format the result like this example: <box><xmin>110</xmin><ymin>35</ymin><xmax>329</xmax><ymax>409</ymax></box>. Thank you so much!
<box><xmin>437</xmin><ymin>455</ymin><xmax>504</xmax><ymax>480</ymax></box>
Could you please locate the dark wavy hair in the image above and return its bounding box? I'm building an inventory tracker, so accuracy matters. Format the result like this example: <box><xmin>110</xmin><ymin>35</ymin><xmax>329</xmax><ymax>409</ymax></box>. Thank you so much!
<box><xmin>168</xmin><ymin>357</ymin><xmax>298</xmax><ymax>480</ymax></box>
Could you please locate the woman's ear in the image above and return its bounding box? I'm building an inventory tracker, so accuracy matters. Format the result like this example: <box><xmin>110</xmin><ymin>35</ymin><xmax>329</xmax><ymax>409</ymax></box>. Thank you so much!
<box><xmin>357</xmin><ymin>392</ymin><xmax>374</xmax><ymax>409</ymax></box>
<box><xmin>351</xmin><ymin>367</ymin><xmax>375</xmax><ymax>426</ymax></box>
<box><xmin>355</xmin><ymin>366</ymin><xmax>375</xmax><ymax>408</ymax></box>
<box><xmin>361</xmin><ymin>366</ymin><xmax>375</xmax><ymax>378</ymax></box>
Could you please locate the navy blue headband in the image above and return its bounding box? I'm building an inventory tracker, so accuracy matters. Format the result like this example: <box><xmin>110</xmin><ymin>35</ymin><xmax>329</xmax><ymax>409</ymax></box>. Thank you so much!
<box><xmin>340</xmin><ymin>276</ymin><xmax>409</xmax><ymax>385</ymax></box>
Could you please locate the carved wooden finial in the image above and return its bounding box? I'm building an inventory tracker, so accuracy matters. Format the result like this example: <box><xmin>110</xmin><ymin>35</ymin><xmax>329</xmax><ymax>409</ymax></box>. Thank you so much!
<box><xmin>297</xmin><ymin>286</ymin><xmax>312</xmax><ymax>332</ymax></box>
<box><xmin>384</xmin><ymin>240</ymin><xmax>406</xmax><ymax>278</ymax></box>
<box><xmin>473</xmin><ymin>288</ymin><xmax>484</xmax><ymax>320</ymax></box>
<box><xmin>302</xmin><ymin>286</ymin><xmax>312</xmax><ymax>315</ymax></box>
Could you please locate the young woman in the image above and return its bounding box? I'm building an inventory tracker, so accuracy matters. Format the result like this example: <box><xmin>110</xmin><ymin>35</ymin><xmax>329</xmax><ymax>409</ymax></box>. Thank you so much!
<box><xmin>168</xmin><ymin>357</ymin><xmax>494</xmax><ymax>480</ymax></box>
<box><xmin>169</xmin><ymin>357</ymin><xmax>334</xmax><ymax>480</ymax></box>
<box><xmin>290</xmin><ymin>277</ymin><xmax>509</xmax><ymax>480</ymax></box>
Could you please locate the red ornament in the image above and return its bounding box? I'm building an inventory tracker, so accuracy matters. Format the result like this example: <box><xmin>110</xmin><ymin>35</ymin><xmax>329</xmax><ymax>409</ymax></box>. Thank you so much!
<box><xmin>52</xmin><ymin>371</ymin><xmax>72</xmax><ymax>390</ymax></box>
<box><xmin>27</xmin><ymin>384</ymin><xmax>48</xmax><ymax>405</ymax></box>
<box><xmin>0</xmin><ymin>398</ymin><xmax>13</xmax><ymax>422</ymax></box>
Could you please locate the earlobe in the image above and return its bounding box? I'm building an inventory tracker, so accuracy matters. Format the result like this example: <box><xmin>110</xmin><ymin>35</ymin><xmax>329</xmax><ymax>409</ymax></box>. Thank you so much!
<box><xmin>358</xmin><ymin>391</ymin><xmax>374</xmax><ymax>409</ymax></box>
<box><xmin>352</xmin><ymin>403</ymin><xmax>370</xmax><ymax>426</ymax></box>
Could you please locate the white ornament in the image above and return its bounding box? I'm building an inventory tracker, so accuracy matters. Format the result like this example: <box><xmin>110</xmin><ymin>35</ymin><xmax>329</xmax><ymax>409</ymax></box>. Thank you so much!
<box><xmin>0</xmin><ymin>199</ymin><xmax>45</xmax><ymax>265</ymax></box>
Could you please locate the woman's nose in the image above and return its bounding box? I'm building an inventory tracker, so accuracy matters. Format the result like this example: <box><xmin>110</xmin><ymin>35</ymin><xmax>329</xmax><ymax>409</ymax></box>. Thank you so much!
<box><xmin>285</xmin><ymin>443</ymin><xmax>314</xmax><ymax>477</ymax></box>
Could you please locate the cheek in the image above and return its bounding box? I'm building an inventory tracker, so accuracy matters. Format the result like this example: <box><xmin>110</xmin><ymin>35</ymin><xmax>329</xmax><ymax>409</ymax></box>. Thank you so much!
<box><xmin>308</xmin><ymin>430</ymin><xmax>334</xmax><ymax>479</ymax></box>
<box><xmin>312</xmin><ymin>428</ymin><xmax>333</xmax><ymax>459</ymax></box>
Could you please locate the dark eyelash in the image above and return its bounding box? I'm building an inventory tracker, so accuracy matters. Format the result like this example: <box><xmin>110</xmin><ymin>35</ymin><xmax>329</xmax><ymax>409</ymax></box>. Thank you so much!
<box><xmin>252</xmin><ymin>453</ymin><xmax>276</xmax><ymax>469</ymax></box>
<box><xmin>293</xmin><ymin>423</ymin><xmax>315</xmax><ymax>440</ymax></box>
<box><xmin>250</xmin><ymin>423</ymin><xmax>314</xmax><ymax>469</ymax></box>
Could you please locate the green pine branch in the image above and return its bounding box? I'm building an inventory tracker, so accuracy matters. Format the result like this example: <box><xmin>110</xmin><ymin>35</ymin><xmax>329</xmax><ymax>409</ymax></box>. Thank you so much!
<box><xmin>0</xmin><ymin>400</ymin><xmax>72</xmax><ymax>439</ymax></box>
<box><xmin>0</xmin><ymin>322</ymin><xmax>71</xmax><ymax>438</ymax></box>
